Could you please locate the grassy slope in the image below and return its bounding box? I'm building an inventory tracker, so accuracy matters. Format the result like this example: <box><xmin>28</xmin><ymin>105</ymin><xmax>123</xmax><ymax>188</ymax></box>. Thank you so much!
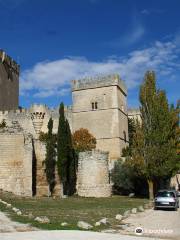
<box><xmin>0</xmin><ymin>191</ymin><xmax>148</xmax><ymax>230</ymax></box>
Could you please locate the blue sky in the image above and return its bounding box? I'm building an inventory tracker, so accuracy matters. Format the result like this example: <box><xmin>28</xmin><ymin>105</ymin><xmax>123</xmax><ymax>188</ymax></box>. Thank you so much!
<box><xmin>0</xmin><ymin>0</ymin><xmax>180</xmax><ymax>108</ymax></box>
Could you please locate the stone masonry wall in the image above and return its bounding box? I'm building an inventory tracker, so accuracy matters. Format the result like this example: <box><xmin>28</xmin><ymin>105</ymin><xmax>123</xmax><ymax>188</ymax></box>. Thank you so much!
<box><xmin>34</xmin><ymin>140</ymin><xmax>62</xmax><ymax>197</ymax></box>
<box><xmin>0</xmin><ymin>127</ymin><xmax>32</xmax><ymax>196</ymax></box>
<box><xmin>77</xmin><ymin>150</ymin><xmax>112</xmax><ymax>197</ymax></box>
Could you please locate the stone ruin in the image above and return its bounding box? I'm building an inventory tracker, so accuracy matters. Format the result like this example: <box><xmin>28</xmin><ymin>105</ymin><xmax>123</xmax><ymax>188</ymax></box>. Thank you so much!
<box><xmin>77</xmin><ymin>150</ymin><xmax>112</xmax><ymax>197</ymax></box>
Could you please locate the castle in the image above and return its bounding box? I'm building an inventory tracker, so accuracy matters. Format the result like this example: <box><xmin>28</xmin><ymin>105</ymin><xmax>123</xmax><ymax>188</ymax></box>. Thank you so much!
<box><xmin>0</xmin><ymin>51</ymin><xmax>130</xmax><ymax>197</ymax></box>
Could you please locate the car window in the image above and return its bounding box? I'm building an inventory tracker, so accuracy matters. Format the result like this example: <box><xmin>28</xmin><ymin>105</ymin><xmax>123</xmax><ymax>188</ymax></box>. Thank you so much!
<box><xmin>156</xmin><ymin>191</ymin><xmax>175</xmax><ymax>197</ymax></box>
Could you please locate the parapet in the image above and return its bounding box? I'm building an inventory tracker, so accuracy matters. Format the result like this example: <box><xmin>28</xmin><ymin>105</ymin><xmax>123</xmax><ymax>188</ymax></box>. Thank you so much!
<box><xmin>0</xmin><ymin>49</ymin><xmax>20</xmax><ymax>74</ymax></box>
<box><xmin>128</xmin><ymin>108</ymin><xmax>141</xmax><ymax>116</ymax></box>
<box><xmin>72</xmin><ymin>74</ymin><xmax>127</xmax><ymax>95</ymax></box>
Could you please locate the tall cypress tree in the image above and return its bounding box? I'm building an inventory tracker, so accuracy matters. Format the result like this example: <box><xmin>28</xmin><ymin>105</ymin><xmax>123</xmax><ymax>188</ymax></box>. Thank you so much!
<box><xmin>57</xmin><ymin>102</ymin><xmax>76</xmax><ymax>195</ymax></box>
<box><xmin>44</xmin><ymin>117</ymin><xmax>56</xmax><ymax>196</ymax></box>
<box><xmin>66</xmin><ymin>119</ymin><xmax>76</xmax><ymax>195</ymax></box>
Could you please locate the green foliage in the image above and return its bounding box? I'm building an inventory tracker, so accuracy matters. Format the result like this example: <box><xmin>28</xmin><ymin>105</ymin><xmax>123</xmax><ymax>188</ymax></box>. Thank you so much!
<box><xmin>128</xmin><ymin>118</ymin><xmax>136</xmax><ymax>147</ymax></box>
<box><xmin>111</xmin><ymin>159</ymin><xmax>134</xmax><ymax>193</ymax></box>
<box><xmin>44</xmin><ymin>118</ymin><xmax>56</xmax><ymax>195</ymax></box>
<box><xmin>57</xmin><ymin>102</ymin><xmax>76</xmax><ymax>195</ymax></box>
<box><xmin>120</xmin><ymin>71</ymin><xmax>179</xmax><ymax>198</ymax></box>
<box><xmin>0</xmin><ymin>119</ymin><xmax>7</xmax><ymax>128</ymax></box>
<box><xmin>121</xmin><ymin>118</ymin><xmax>136</xmax><ymax>157</ymax></box>
<box><xmin>39</xmin><ymin>131</ymin><xmax>48</xmax><ymax>142</ymax></box>
<box><xmin>124</xmin><ymin>71</ymin><xmax>180</xmax><ymax>198</ymax></box>
<box><xmin>66</xmin><ymin>120</ymin><xmax>77</xmax><ymax>195</ymax></box>
<box><xmin>72</xmin><ymin>128</ymin><xmax>96</xmax><ymax>153</ymax></box>
<box><xmin>39</xmin><ymin>131</ymin><xmax>57</xmax><ymax>143</ymax></box>
<box><xmin>139</xmin><ymin>71</ymin><xmax>180</xmax><ymax>181</ymax></box>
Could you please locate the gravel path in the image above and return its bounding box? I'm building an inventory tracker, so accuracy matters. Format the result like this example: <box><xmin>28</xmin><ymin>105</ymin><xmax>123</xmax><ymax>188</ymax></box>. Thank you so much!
<box><xmin>122</xmin><ymin>208</ymin><xmax>180</xmax><ymax>240</ymax></box>
<box><xmin>0</xmin><ymin>211</ymin><xmax>36</xmax><ymax>233</ymax></box>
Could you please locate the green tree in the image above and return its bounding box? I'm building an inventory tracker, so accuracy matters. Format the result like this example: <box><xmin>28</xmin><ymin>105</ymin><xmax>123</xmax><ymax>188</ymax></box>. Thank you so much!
<box><xmin>138</xmin><ymin>71</ymin><xmax>180</xmax><ymax>199</ymax></box>
<box><xmin>122</xmin><ymin>118</ymin><xmax>136</xmax><ymax>157</ymax></box>
<box><xmin>57</xmin><ymin>102</ymin><xmax>76</xmax><ymax>195</ymax></box>
<box><xmin>66</xmin><ymin>119</ymin><xmax>76</xmax><ymax>195</ymax></box>
<box><xmin>44</xmin><ymin>118</ymin><xmax>56</xmax><ymax>196</ymax></box>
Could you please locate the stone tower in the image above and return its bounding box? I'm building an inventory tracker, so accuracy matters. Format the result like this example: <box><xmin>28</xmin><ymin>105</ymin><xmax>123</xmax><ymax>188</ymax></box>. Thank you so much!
<box><xmin>0</xmin><ymin>50</ymin><xmax>19</xmax><ymax>111</ymax></box>
<box><xmin>72</xmin><ymin>74</ymin><xmax>128</xmax><ymax>168</ymax></box>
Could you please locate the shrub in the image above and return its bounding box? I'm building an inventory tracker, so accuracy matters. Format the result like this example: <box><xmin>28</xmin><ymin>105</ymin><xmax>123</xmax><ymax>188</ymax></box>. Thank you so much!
<box><xmin>72</xmin><ymin>128</ymin><xmax>96</xmax><ymax>153</ymax></box>
<box><xmin>111</xmin><ymin>159</ymin><xmax>134</xmax><ymax>194</ymax></box>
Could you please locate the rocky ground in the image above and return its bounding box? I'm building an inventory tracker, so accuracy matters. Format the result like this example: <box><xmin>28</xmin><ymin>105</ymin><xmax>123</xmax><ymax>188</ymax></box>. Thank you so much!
<box><xmin>0</xmin><ymin>206</ymin><xmax>180</xmax><ymax>240</ymax></box>
<box><xmin>0</xmin><ymin>211</ymin><xmax>37</xmax><ymax>233</ymax></box>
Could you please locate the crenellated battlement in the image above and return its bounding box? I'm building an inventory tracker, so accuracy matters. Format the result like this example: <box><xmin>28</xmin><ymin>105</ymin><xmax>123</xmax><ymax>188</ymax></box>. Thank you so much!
<box><xmin>0</xmin><ymin>49</ymin><xmax>20</xmax><ymax>74</ymax></box>
<box><xmin>128</xmin><ymin>108</ymin><xmax>141</xmax><ymax>122</ymax></box>
<box><xmin>0</xmin><ymin>50</ymin><xmax>19</xmax><ymax>111</ymax></box>
<box><xmin>72</xmin><ymin>74</ymin><xmax>127</xmax><ymax>95</ymax></box>
<box><xmin>0</xmin><ymin>108</ymin><xmax>28</xmax><ymax>116</ymax></box>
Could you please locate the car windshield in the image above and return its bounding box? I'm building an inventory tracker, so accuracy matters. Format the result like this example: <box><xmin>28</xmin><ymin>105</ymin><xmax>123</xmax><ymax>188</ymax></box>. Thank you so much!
<box><xmin>156</xmin><ymin>191</ymin><xmax>175</xmax><ymax>198</ymax></box>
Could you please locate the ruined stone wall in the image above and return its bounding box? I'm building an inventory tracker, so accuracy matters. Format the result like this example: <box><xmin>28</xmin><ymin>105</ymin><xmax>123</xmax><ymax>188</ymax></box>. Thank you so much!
<box><xmin>0</xmin><ymin>127</ymin><xmax>32</xmax><ymax>196</ymax></box>
<box><xmin>77</xmin><ymin>150</ymin><xmax>112</xmax><ymax>197</ymax></box>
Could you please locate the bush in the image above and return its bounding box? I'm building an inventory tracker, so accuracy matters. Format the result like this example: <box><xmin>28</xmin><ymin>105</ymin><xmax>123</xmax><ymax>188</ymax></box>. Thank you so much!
<box><xmin>111</xmin><ymin>159</ymin><xmax>134</xmax><ymax>194</ymax></box>
<box><xmin>111</xmin><ymin>159</ymin><xmax>149</xmax><ymax>197</ymax></box>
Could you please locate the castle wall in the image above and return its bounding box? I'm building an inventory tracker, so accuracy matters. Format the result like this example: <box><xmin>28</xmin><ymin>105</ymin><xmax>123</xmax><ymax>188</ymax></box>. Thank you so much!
<box><xmin>0</xmin><ymin>69</ymin><xmax>130</xmax><ymax>197</ymax></box>
<box><xmin>170</xmin><ymin>174</ymin><xmax>180</xmax><ymax>190</ymax></box>
<box><xmin>0</xmin><ymin>110</ymin><xmax>35</xmax><ymax>136</ymax></box>
<box><xmin>128</xmin><ymin>108</ymin><xmax>141</xmax><ymax>122</ymax></box>
<box><xmin>0</xmin><ymin>105</ymin><xmax>72</xmax><ymax>140</ymax></box>
<box><xmin>0</xmin><ymin>129</ymin><xmax>32</xmax><ymax>196</ymax></box>
<box><xmin>77</xmin><ymin>150</ymin><xmax>112</xmax><ymax>197</ymax></box>
<box><xmin>0</xmin><ymin>51</ymin><xmax>19</xmax><ymax>111</ymax></box>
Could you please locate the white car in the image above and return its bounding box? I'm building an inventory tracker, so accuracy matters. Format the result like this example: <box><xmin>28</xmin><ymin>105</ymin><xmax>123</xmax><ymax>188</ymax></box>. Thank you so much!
<box><xmin>154</xmin><ymin>190</ymin><xmax>179</xmax><ymax>211</ymax></box>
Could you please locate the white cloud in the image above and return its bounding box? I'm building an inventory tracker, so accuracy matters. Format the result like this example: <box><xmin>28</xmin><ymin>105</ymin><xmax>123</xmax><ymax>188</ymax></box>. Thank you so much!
<box><xmin>20</xmin><ymin>40</ymin><xmax>180</xmax><ymax>98</ymax></box>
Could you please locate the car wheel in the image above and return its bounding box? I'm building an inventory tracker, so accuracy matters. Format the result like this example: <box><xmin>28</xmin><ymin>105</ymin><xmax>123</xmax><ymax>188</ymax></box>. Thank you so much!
<box><xmin>154</xmin><ymin>207</ymin><xmax>157</xmax><ymax>210</ymax></box>
<box><xmin>174</xmin><ymin>207</ymin><xmax>177</xmax><ymax>211</ymax></box>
